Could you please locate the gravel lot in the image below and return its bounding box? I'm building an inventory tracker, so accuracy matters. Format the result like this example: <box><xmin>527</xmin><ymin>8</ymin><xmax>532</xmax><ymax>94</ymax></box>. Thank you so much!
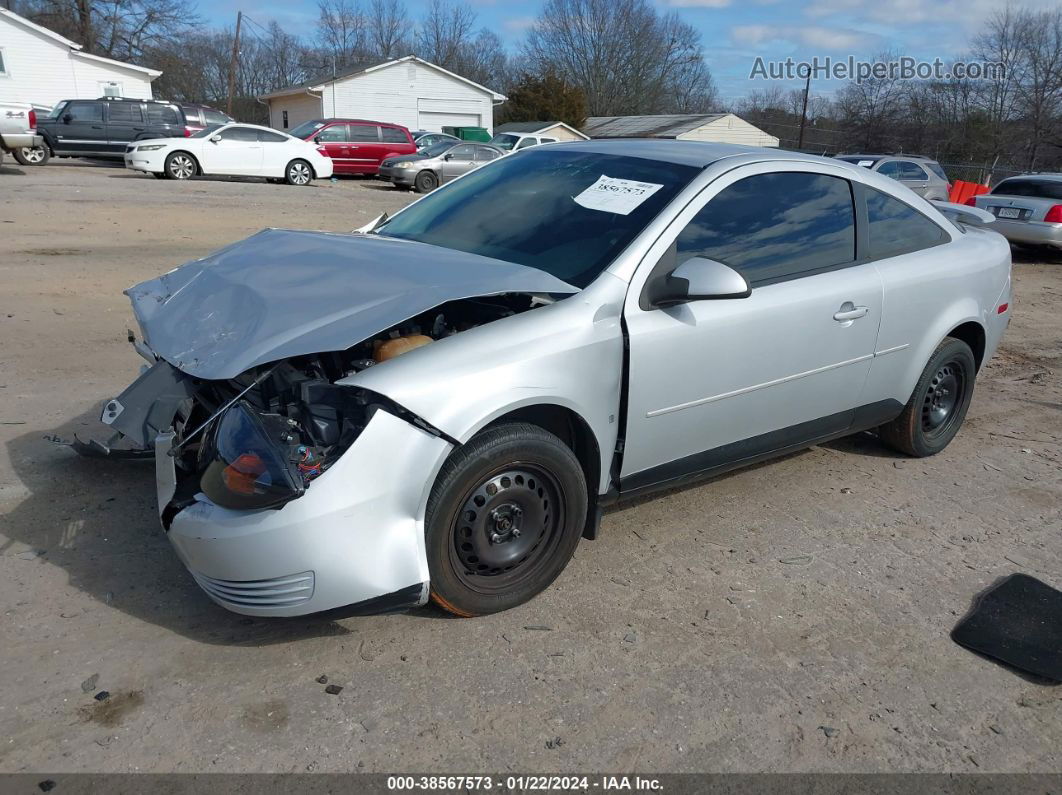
<box><xmin>1</xmin><ymin>160</ymin><xmax>1060</xmax><ymax>774</ymax></box>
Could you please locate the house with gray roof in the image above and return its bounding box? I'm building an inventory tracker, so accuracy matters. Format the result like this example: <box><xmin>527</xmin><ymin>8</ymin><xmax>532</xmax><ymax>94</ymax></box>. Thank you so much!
<box><xmin>582</xmin><ymin>113</ymin><xmax>778</xmax><ymax>147</ymax></box>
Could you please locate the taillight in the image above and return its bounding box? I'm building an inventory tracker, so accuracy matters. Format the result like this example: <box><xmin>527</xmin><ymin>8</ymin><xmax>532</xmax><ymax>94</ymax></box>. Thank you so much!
<box><xmin>28</xmin><ymin>109</ymin><xmax>36</xmax><ymax>130</ymax></box>
<box><xmin>963</xmin><ymin>196</ymin><xmax>979</xmax><ymax>207</ymax></box>
<box><xmin>997</xmin><ymin>303</ymin><xmax>1009</xmax><ymax>314</ymax></box>
<box><xmin>183</xmin><ymin>127</ymin><xmax>193</xmax><ymax>137</ymax></box>
<box><xmin>1044</xmin><ymin>205</ymin><xmax>1062</xmax><ymax>223</ymax></box>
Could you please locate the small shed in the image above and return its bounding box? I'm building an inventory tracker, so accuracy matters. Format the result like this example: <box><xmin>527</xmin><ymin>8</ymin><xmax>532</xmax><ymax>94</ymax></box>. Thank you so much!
<box><xmin>260</xmin><ymin>56</ymin><xmax>507</xmax><ymax>135</ymax></box>
<box><xmin>493</xmin><ymin>121</ymin><xmax>588</xmax><ymax>141</ymax></box>
<box><xmin>583</xmin><ymin>113</ymin><xmax>778</xmax><ymax>148</ymax></box>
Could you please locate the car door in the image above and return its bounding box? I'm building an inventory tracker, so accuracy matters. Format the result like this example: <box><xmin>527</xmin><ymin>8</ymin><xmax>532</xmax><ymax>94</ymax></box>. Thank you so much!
<box><xmin>315</xmin><ymin>123</ymin><xmax>352</xmax><ymax>174</ymax></box>
<box><xmin>104</xmin><ymin>101</ymin><xmax>145</xmax><ymax>154</ymax></box>
<box><xmin>54</xmin><ymin>101</ymin><xmax>106</xmax><ymax>154</ymax></box>
<box><xmin>620</xmin><ymin>165</ymin><xmax>884</xmax><ymax>488</ymax></box>
<box><xmin>898</xmin><ymin>161</ymin><xmax>931</xmax><ymax>196</ymax></box>
<box><xmin>439</xmin><ymin>143</ymin><xmax>476</xmax><ymax>181</ymax></box>
<box><xmin>258</xmin><ymin>129</ymin><xmax>293</xmax><ymax>175</ymax></box>
<box><xmin>198</xmin><ymin>126</ymin><xmax>262</xmax><ymax>175</ymax></box>
<box><xmin>473</xmin><ymin>145</ymin><xmax>501</xmax><ymax>170</ymax></box>
<box><xmin>346</xmin><ymin>123</ymin><xmax>384</xmax><ymax>173</ymax></box>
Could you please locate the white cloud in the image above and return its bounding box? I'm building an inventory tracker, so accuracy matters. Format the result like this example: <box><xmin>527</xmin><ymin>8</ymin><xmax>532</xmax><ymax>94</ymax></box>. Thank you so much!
<box><xmin>731</xmin><ymin>24</ymin><xmax>871</xmax><ymax>49</ymax></box>
<box><xmin>502</xmin><ymin>16</ymin><xmax>536</xmax><ymax>32</ymax></box>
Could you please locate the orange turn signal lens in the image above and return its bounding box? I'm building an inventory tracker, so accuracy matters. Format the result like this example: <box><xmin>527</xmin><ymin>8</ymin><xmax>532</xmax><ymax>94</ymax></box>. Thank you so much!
<box><xmin>222</xmin><ymin>453</ymin><xmax>266</xmax><ymax>496</ymax></box>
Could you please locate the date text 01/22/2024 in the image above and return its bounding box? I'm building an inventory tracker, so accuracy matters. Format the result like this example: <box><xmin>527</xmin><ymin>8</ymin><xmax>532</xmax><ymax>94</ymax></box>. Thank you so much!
<box><xmin>386</xmin><ymin>776</ymin><xmax>664</xmax><ymax>791</ymax></box>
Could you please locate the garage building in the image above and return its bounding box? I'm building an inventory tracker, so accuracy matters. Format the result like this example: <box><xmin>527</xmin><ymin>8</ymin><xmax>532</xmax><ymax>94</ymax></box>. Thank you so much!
<box><xmin>583</xmin><ymin>113</ymin><xmax>779</xmax><ymax>147</ymax></box>
<box><xmin>261</xmin><ymin>56</ymin><xmax>507</xmax><ymax>135</ymax></box>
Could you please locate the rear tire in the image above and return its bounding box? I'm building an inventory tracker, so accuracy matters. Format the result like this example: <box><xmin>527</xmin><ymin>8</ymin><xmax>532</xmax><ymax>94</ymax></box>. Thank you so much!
<box><xmin>164</xmin><ymin>151</ymin><xmax>197</xmax><ymax>180</ymax></box>
<box><xmin>14</xmin><ymin>145</ymin><xmax>49</xmax><ymax>166</ymax></box>
<box><xmin>879</xmin><ymin>337</ymin><xmax>976</xmax><ymax>457</ymax></box>
<box><xmin>285</xmin><ymin>159</ymin><xmax>313</xmax><ymax>185</ymax></box>
<box><xmin>414</xmin><ymin>170</ymin><xmax>439</xmax><ymax>193</ymax></box>
<box><xmin>426</xmin><ymin>423</ymin><xmax>587</xmax><ymax>617</ymax></box>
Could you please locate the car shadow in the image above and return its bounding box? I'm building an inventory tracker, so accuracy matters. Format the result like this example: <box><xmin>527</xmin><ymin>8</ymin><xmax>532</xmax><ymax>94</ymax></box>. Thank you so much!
<box><xmin>0</xmin><ymin>163</ymin><xmax>26</xmax><ymax>176</ymax></box>
<box><xmin>1</xmin><ymin>406</ymin><xmax>359</xmax><ymax>645</ymax></box>
<box><xmin>1011</xmin><ymin>245</ymin><xmax>1062</xmax><ymax>265</ymax></box>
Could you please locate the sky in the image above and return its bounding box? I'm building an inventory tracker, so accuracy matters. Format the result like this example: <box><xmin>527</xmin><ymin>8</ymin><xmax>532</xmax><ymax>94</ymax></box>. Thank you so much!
<box><xmin>201</xmin><ymin>0</ymin><xmax>1059</xmax><ymax>101</ymax></box>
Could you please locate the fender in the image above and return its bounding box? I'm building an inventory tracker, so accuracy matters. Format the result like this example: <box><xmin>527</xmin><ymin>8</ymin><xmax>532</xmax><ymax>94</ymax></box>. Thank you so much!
<box><xmin>343</xmin><ymin>273</ymin><xmax>628</xmax><ymax>495</ymax></box>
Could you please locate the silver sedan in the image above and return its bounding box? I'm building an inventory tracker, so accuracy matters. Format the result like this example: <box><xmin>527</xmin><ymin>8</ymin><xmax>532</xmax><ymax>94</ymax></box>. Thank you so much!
<box><xmin>379</xmin><ymin>141</ymin><xmax>504</xmax><ymax>192</ymax></box>
<box><xmin>965</xmin><ymin>173</ymin><xmax>1062</xmax><ymax>250</ymax></box>
<box><xmin>86</xmin><ymin>140</ymin><xmax>1012</xmax><ymax>618</ymax></box>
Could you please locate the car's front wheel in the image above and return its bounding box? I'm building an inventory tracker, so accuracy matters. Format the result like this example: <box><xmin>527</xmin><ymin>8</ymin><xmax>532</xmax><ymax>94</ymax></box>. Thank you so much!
<box><xmin>164</xmin><ymin>152</ymin><xmax>197</xmax><ymax>180</ymax></box>
<box><xmin>285</xmin><ymin>159</ymin><xmax>313</xmax><ymax>186</ymax></box>
<box><xmin>879</xmin><ymin>337</ymin><xmax>976</xmax><ymax>457</ymax></box>
<box><xmin>14</xmin><ymin>145</ymin><xmax>49</xmax><ymax>166</ymax></box>
<box><xmin>414</xmin><ymin>170</ymin><xmax>439</xmax><ymax>193</ymax></box>
<box><xmin>426</xmin><ymin>423</ymin><xmax>587</xmax><ymax>616</ymax></box>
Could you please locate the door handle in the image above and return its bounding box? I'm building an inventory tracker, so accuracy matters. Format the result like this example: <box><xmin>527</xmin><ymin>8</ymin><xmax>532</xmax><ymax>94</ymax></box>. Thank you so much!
<box><xmin>834</xmin><ymin>303</ymin><xmax>869</xmax><ymax>322</ymax></box>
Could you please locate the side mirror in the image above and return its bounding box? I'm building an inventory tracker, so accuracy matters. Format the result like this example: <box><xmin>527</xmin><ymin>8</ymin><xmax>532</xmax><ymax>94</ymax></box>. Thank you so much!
<box><xmin>648</xmin><ymin>257</ymin><xmax>751</xmax><ymax>308</ymax></box>
<box><xmin>443</xmin><ymin>153</ymin><xmax>453</xmax><ymax>161</ymax></box>
<box><xmin>313</xmin><ymin>135</ymin><xmax>321</xmax><ymax>145</ymax></box>
<box><xmin>210</xmin><ymin>134</ymin><xmax>222</xmax><ymax>143</ymax></box>
<box><xmin>62</xmin><ymin>113</ymin><xmax>73</xmax><ymax>124</ymax></box>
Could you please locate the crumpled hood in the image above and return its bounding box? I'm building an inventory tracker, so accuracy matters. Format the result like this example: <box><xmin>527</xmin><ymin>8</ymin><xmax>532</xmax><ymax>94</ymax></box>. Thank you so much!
<box><xmin>126</xmin><ymin>228</ymin><xmax>578</xmax><ymax>380</ymax></box>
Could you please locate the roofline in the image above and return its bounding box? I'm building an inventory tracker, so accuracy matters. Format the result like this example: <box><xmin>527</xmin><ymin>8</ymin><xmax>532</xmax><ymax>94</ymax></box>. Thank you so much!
<box><xmin>0</xmin><ymin>6</ymin><xmax>82</xmax><ymax>49</ymax></box>
<box><xmin>259</xmin><ymin>55</ymin><xmax>506</xmax><ymax>103</ymax></box>
<box><xmin>72</xmin><ymin>50</ymin><xmax>161</xmax><ymax>78</ymax></box>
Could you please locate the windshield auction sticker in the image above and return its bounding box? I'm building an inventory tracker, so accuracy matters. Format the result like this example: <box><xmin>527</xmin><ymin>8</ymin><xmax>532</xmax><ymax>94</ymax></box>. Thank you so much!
<box><xmin>573</xmin><ymin>175</ymin><xmax>664</xmax><ymax>215</ymax></box>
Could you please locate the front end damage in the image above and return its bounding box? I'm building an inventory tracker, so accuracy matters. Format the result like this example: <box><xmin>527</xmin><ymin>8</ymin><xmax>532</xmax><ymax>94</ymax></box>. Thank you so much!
<box><xmin>79</xmin><ymin>228</ymin><xmax>578</xmax><ymax>615</ymax></box>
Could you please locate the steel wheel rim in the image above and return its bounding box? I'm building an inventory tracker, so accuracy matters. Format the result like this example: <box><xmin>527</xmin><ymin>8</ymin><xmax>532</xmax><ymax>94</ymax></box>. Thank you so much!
<box><xmin>290</xmin><ymin>163</ymin><xmax>310</xmax><ymax>184</ymax></box>
<box><xmin>448</xmin><ymin>463</ymin><xmax>566</xmax><ymax>595</ymax></box>
<box><xmin>170</xmin><ymin>155</ymin><xmax>193</xmax><ymax>179</ymax></box>
<box><xmin>22</xmin><ymin>147</ymin><xmax>45</xmax><ymax>163</ymax></box>
<box><xmin>922</xmin><ymin>361</ymin><xmax>965</xmax><ymax>436</ymax></box>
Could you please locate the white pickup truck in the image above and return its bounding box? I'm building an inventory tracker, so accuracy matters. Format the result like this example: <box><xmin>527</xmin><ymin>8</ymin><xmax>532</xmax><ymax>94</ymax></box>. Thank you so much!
<box><xmin>0</xmin><ymin>102</ymin><xmax>46</xmax><ymax>166</ymax></box>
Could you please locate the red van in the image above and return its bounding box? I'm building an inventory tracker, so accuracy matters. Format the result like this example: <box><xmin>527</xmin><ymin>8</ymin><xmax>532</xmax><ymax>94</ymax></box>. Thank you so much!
<box><xmin>287</xmin><ymin>118</ymin><xmax>416</xmax><ymax>175</ymax></box>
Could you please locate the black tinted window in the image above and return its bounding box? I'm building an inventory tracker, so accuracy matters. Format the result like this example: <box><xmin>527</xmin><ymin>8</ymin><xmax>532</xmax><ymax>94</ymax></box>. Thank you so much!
<box><xmin>67</xmin><ymin>102</ymin><xmax>103</xmax><ymax>122</ymax></box>
<box><xmin>991</xmin><ymin>179</ymin><xmax>1062</xmax><ymax>200</ymax></box>
<box><xmin>146</xmin><ymin>104</ymin><xmax>180</xmax><ymax>125</ymax></box>
<box><xmin>317</xmin><ymin>124</ymin><xmax>349</xmax><ymax>142</ymax></box>
<box><xmin>866</xmin><ymin>187</ymin><xmax>947</xmax><ymax>260</ymax></box>
<box><xmin>381</xmin><ymin>126</ymin><xmax>408</xmax><ymax>143</ymax></box>
<box><xmin>677</xmin><ymin>172</ymin><xmax>856</xmax><ymax>284</ymax></box>
<box><xmin>378</xmin><ymin>149</ymin><xmax>698</xmax><ymax>288</ymax></box>
<box><xmin>877</xmin><ymin>161</ymin><xmax>903</xmax><ymax>178</ymax></box>
<box><xmin>900</xmin><ymin>162</ymin><xmax>929</xmax><ymax>180</ymax></box>
<box><xmin>219</xmin><ymin>126</ymin><xmax>259</xmax><ymax>141</ymax></box>
<box><xmin>258</xmin><ymin>130</ymin><xmax>287</xmax><ymax>142</ymax></box>
<box><xmin>203</xmin><ymin>109</ymin><xmax>229</xmax><ymax>124</ymax></box>
<box><xmin>348</xmin><ymin>124</ymin><xmax>379</xmax><ymax>142</ymax></box>
<box><xmin>107</xmin><ymin>102</ymin><xmax>143</xmax><ymax>123</ymax></box>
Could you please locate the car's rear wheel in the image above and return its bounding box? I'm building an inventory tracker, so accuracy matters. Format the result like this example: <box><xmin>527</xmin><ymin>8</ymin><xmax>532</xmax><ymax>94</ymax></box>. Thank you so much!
<box><xmin>285</xmin><ymin>159</ymin><xmax>313</xmax><ymax>186</ymax></box>
<box><xmin>426</xmin><ymin>423</ymin><xmax>587</xmax><ymax>617</ymax></box>
<box><xmin>164</xmin><ymin>152</ymin><xmax>196</xmax><ymax>180</ymax></box>
<box><xmin>414</xmin><ymin>170</ymin><xmax>439</xmax><ymax>193</ymax></box>
<box><xmin>879</xmin><ymin>337</ymin><xmax>976</xmax><ymax>457</ymax></box>
<box><xmin>14</xmin><ymin>145</ymin><xmax>49</xmax><ymax>166</ymax></box>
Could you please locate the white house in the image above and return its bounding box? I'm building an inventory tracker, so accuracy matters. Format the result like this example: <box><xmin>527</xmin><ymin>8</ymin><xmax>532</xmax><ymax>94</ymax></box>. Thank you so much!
<box><xmin>583</xmin><ymin>113</ymin><xmax>779</xmax><ymax>148</ymax></box>
<box><xmin>261</xmin><ymin>56</ymin><xmax>506</xmax><ymax>135</ymax></box>
<box><xmin>0</xmin><ymin>7</ymin><xmax>160</xmax><ymax>109</ymax></box>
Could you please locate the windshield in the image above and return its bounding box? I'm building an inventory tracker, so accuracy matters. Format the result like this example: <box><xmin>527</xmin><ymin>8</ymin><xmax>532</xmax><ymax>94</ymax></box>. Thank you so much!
<box><xmin>377</xmin><ymin>148</ymin><xmax>698</xmax><ymax>288</ymax></box>
<box><xmin>288</xmin><ymin>120</ymin><xmax>326</xmax><ymax>139</ymax></box>
<box><xmin>190</xmin><ymin>124</ymin><xmax>224</xmax><ymax>138</ymax></box>
<box><xmin>991</xmin><ymin>178</ymin><xmax>1062</xmax><ymax>200</ymax></box>
<box><xmin>490</xmin><ymin>134</ymin><xmax>520</xmax><ymax>151</ymax></box>
<box><xmin>47</xmin><ymin>102</ymin><xmax>68</xmax><ymax>119</ymax></box>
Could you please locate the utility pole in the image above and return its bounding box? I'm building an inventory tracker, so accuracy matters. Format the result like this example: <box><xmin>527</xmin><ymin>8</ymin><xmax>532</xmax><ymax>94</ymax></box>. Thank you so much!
<box><xmin>796</xmin><ymin>71</ymin><xmax>811</xmax><ymax>150</ymax></box>
<box><xmin>226</xmin><ymin>11</ymin><xmax>243</xmax><ymax>117</ymax></box>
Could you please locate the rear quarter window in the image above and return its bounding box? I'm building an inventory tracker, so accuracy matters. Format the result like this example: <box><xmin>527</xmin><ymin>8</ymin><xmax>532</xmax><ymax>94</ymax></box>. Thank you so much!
<box><xmin>865</xmin><ymin>187</ymin><xmax>948</xmax><ymax>259</ymax></box>
<box><xmin>381</xmin><ymin>126</ymin><xmax>409</xmax><ymax>143</ymax></box>
<box><xmin>146</xmin><ymin>105</ymin><xmax>180</xmax><ymax>125</ymax></box>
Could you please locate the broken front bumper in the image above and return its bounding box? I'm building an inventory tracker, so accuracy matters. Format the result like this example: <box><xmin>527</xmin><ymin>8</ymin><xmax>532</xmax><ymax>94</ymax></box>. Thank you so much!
<box><xmin>161</xmin><ymin>408</ymin><xmax>454</xmax><ymax>616</ymax></box>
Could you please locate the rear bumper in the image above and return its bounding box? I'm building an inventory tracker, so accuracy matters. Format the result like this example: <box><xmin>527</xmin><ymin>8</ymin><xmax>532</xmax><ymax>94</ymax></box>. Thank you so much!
<box><xmin>992</xmin><ymin>219</ymin><xmax>1062</xmax><ymax>248</ymax></box>
<box><xmin>1</xmin><ymin>132</ymin><xmax>43</xmax><ymax>150</ymax></box>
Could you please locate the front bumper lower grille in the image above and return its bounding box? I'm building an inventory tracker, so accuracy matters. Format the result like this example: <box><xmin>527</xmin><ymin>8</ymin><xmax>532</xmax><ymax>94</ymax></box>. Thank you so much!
<box><xmin>192</xmin><ymin>570</ymin><xmax>315</xmax><ymax>609</ymax></box>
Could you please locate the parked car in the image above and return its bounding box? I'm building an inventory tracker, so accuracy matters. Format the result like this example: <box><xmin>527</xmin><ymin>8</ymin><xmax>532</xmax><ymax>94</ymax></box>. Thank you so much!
<box><xmin>379</xmin><ymin>141</ymin><xmax>504</xmax><ymax>192</ymax></box>
<box><xmin>287</xmin><ymin>118</ymin><xmax>416</xmax><ymax>175</ymax></box>
<box><xmin>123</xmin><ymin>122</ymin><xmax>333</xmax><ymax>184</ymax></box>
<box><xmin>36</xmin><ymin>97</ymin><xmax>191</xmax><ymax>159</ymax></box>
<box><xmin>180</xmin><ymin>104</ymin><xmax>234</xmax><ymax>133</ymax></box>
<box><xmin>489</xmin><ymin>131</ymin><xmax>559</xmax><ymax>152</ymax></box>
<box><xmin>834</xmin><ymin>154</ymin><xmax>950</xmax><ymax>201</ymax></box>
<box><xmin>963</xmin><ymin>174</ymin><xmax>1062</xmax><ymax>250</ymax></box>
<box><xmin>83</xmin><ymin>140</ymin><xmax>1010</xmax><ymax>618</ymax></box>
<box><xmin>0</xmin><ymin>102</ymin><xmax>45</xmax><ymax>166</ymax></box>
<box><xmin>411</xmin><ymin>130</ymin><xmax>460</xmax><ymax>150</ymax></box>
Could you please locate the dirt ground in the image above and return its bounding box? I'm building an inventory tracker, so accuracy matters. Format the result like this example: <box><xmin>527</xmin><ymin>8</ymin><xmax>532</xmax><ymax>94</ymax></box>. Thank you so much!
<box><xmin>0</xmin><ymin>160</ymin><xmax>1059</xmax><ymax>775</ymax></box>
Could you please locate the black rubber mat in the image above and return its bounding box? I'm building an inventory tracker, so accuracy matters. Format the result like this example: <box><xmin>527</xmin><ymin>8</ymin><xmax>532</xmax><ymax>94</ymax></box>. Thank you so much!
<box><xmin>951</xmin><ymin>573</ymin><xmax>1062</xmax><ymax>682</ymax></box>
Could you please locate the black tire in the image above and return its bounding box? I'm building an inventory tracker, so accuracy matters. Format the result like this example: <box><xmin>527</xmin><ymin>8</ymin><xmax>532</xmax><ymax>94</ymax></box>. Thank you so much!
<box><xmin>879</xmin><ymin>337</ymin><xmax>976</xmax><ymax>457</ymax></box>
<box><xmin>414</xmin><ymin>170</ymin><xmax>439</xmax><ymax>193</ymax></box>
<box><xmin>164</xmin><ymin>151</ymin><xmax>197</xmax><ymax>180</ymax></box>
<box><xmin>14</xmin><ymin>145</ymin><xmax>50</xmax><ymax>166</ymax></box>
<box><xmin>426</xmin><ymin>423</ymin><xmax>587</xmax><ymax>617</ymax></box>
<box><xmin>285</xmin><ymin>159</ymin><xmax>313</xmax><ymax>186</ymax></box>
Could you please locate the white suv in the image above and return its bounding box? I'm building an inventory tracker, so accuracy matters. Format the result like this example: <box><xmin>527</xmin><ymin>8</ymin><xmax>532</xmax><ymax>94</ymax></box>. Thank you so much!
<box><xmin>489</xmin><ymin>131</ymin><xmax>558</xmax><ymax>153</ymax></box>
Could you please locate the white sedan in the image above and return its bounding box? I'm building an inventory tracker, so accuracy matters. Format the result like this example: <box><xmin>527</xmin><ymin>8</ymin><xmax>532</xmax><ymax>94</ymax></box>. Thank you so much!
<box><xmin>123</xmin><ymin>122</ymin><xmax>333</xmax><ymax>185</ymax></box>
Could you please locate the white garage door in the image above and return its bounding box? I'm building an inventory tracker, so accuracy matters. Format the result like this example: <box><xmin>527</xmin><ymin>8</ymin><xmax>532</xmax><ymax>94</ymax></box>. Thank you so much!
<box><xmin>418</xmin><ymin>110</ymin><xmax>482</xmax><ymax>132</ymax></box>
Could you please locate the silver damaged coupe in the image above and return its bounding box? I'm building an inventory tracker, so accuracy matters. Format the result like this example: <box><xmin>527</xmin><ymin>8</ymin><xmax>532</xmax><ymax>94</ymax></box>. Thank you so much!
<box><xmin>86</xmin><ymin>140</ymin><xmax>1013</xmax><ymax>617</ymax></box>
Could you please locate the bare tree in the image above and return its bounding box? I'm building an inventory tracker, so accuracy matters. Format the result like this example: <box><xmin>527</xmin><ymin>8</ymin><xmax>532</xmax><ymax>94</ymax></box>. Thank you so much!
<box><xmin>367</xmin><ymin>0</ymin><xmax>411</xmax><ymax>60</ymax></box>
<box><xmin>415</xmin><ymin>0</ymin><xmax>475</xmax><ymax>71</ymax></box>
<box><xmin>316</xmin><ymin>0</ymin><xmax>368</xmax><ymax>69</ymax></box>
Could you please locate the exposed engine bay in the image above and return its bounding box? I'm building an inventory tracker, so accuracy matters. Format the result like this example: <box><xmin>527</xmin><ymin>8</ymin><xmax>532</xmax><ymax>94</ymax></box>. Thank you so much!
<box><xmin>95</xmin><ymin>294</ymin><xmax>551</xmax><ymax>522</ymax></box>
